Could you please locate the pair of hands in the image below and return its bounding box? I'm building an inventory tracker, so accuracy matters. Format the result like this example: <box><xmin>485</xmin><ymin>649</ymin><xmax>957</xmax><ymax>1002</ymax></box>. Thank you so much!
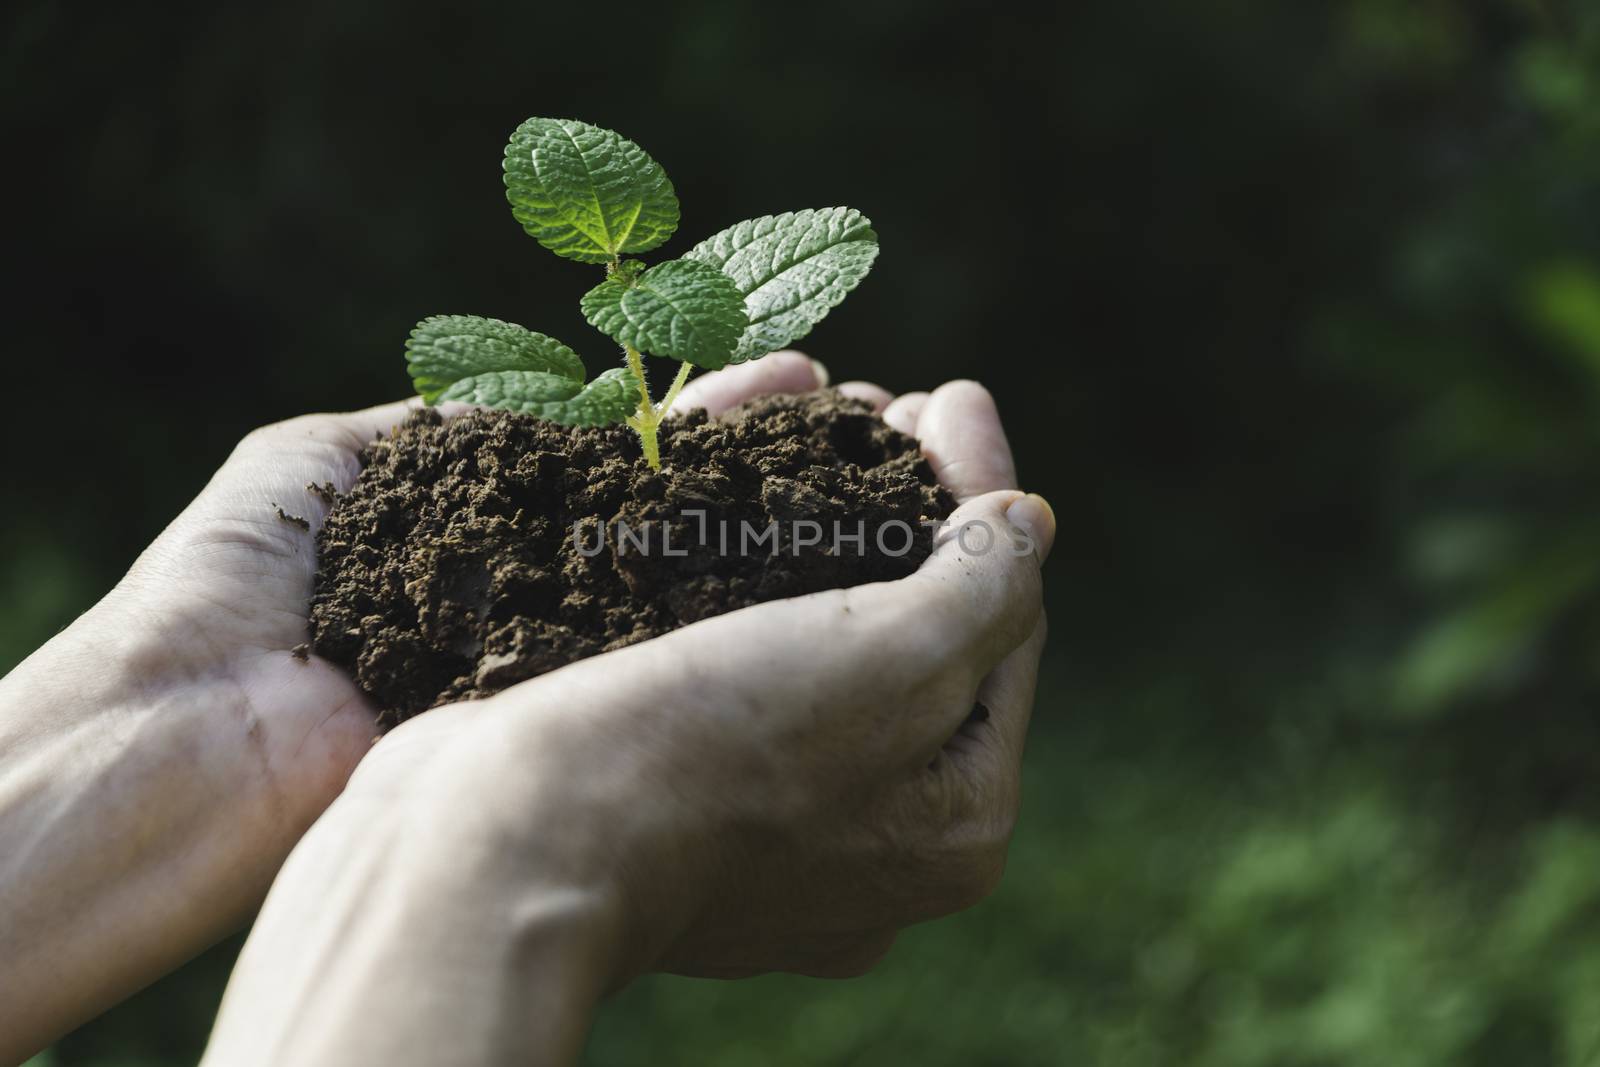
<box><xmin>203</xmin><ymin>354</ymin><xmax>1045</xmax><ymax>972</ymax></box>
<box><xmin>0</xmin><ymin>353</ymin><xmax>1049</xmax><ymax>1063</ymax></box>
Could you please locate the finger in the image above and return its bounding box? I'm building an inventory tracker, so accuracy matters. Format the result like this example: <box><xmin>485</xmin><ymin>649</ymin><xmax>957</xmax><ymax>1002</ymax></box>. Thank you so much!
<box><xmin>882</xmin><ymin>391</ymin><xmax>929</xmax><ymax>436</ymax></box>
<box><xmin>896</xmin><ymin>490</ymin><xmax>1049</xmax><ymax>686</ymax></box>
<box><xmin>316</xmin><ymin>397</ymin><xmax>430</xmax><ymax>446</ymax></box>
<box><xmin>834</xmin><ymin>381</ymin><xmax>894</xmax><ymax>412</ymax></box>
<box><xmin>673</xmin><ymin>351</ymin><xmax>828</xmax><ymax>416</ymax></box>
<box><xmin>915</xmin><ymin>381</ymin><xmax>1017</xmax><ymax>501</ymax></box>
<box><xmin>216</xmin><ymin>399</ymin><xmax>418</xmax><ymax>504</ymax></box>
<box><xmin>1005</xmin><ymin>494</ymin><xmax>1055</xmax><ymax>565</ymax></box>
<box><xmin>243</xmin><ymin>397</ymin><xmax>453</xmax><ymax>460</ymax></box>
<box><xmin>943</xmin><ymin>499</ymin><xmax>1052</xmax><ymax>787</ymax></box>
<box><xmin>957</xmin><ymin>610</ymin><xmax>1047</xmax><ymax>775</ymax></box>
<box><xmin>216</xmin><ymin>399</ymin><xmax>466</xmax><ymax>533</ymax></box>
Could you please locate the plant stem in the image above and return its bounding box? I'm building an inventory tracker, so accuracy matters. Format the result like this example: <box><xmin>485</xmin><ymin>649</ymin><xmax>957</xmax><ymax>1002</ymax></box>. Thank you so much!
<box><xmin>624</xmin><ymin>345</ymin><xmax>662</xmax><ymax>470</ymax></box>
<box><xmin>657</xmin><ymin>361</ymin><xmax>693</xmax><ymax>420</ymax></box>
<box><xmin>623</xmin><ymin>348</ymin><xmax>695</xmax><ymax>471</ymax></box>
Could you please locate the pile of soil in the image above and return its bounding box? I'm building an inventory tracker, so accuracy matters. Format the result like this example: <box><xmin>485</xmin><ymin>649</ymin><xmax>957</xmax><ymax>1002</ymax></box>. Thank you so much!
<box><xmin>309</xmin><ymin>391</ymin><xmax>956</xmax><ymax>725</ymax></box>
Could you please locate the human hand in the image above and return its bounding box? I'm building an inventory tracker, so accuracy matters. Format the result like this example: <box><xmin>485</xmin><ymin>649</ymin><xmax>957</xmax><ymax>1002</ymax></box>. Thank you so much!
<box><xmin>0</xmin><ymin>399</ymin><xmax>427</xmax><ymax>1061</ymax></box>
<box><xmin>104</xmin><ymin>402</ymin><xmax>434</xmax><ymax>829</ymax></box>
<box><xmin>376</xmin><ymin>361</ymin><xmax>1049</xmax><ymax>979</ymax></box>
<box><xmin>379</xmin><ymin>361</ymin><xmax>1049</xmax><ymax>973</ymax></box>
<box><xmin>202</xmin><ymin>356</ymin><xmax>1050</xmax><ymax>1065</ymax></box>
<box><xmin>642</xmin><ymin>366</ymin><xmax>1051</xmax><ymax>977</ymax></box>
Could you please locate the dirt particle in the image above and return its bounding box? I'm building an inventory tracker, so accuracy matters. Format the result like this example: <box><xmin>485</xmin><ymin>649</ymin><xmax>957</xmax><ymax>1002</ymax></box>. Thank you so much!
<box><xmin>290</xmin><ymin>643</ymin><xmax>310</xmax><ymax>662</ymax></box>
<box><xmin>275</xmin><ymin>505</ymin><xmax>310</xmax><ymax>530</ymax></box>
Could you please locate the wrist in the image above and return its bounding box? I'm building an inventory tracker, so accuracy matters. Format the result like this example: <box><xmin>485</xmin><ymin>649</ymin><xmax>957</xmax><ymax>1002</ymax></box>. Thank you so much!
<box><xmin>352</xmin><ymin>705</ymin><xmax>718</xmax><ymax>986</ymax></box>
<box><xmin>0</xmin><ymin>594</ymin><xmax>307</xmax><ymax>1058</ymax></box>
<box><xmin>3</xmin><ymin>591</ymin><xmax>153</xmax><ymax>725</ymax></box>
<box><xmin>206</xmin><ymin>771</ymin><xmax>629</xmax><ymax>1066</ymax></box>
<box><xmin>0</xmin><ymin>586</ymin><xmax>311</xmax><ymax>871</ymax></box>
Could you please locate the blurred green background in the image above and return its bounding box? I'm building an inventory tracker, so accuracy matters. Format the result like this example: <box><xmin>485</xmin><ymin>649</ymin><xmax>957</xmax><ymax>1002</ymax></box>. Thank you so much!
<box><xmin>7</xmin><ymin>0</ymin><xmax>1600</xmax><ymax>1063</ymax></box>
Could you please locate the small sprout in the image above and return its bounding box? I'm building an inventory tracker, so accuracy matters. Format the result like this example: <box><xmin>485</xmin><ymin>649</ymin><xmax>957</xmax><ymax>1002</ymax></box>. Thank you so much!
<box><xmin>403</xmin><ymin>117</ymin><xmax>880</xmax><ymax>470</ymax></box>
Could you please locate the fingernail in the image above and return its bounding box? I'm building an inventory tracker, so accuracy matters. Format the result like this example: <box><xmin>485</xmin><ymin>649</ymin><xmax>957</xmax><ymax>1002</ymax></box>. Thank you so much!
<box><xmin>808</xmin><ymin>358</ymin><xmax>831</xmax><ymax>388</ymax></box>
<box><xmin>1005</xmin><ymin>493</ymin><xmax>1055</xmax><ymax>564</ymax></box>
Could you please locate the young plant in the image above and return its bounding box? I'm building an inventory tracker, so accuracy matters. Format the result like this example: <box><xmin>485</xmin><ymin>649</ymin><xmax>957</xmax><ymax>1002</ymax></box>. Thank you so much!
<box><xmin>405</xmin><ymin>117</ymin><xmax>880</xmax><ymax>470</ymax></box>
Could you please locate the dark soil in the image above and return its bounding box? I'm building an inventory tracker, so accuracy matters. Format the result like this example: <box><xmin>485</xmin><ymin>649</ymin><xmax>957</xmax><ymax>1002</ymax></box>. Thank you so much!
<box><xmin>309</xmin><ymin>391</ymin><xmax>957</xmax><ymax>725</ymax></box>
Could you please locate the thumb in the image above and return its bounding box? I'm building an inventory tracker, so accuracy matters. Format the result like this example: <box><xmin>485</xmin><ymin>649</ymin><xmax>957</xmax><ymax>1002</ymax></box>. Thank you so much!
<box><xmin>882</xmin><ymin>489</ymin><xmax>1050</xmax><ymax>691</ymax></box>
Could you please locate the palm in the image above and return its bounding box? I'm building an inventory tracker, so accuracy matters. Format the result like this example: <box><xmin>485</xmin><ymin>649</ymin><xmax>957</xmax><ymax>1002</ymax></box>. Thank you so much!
<box><xmin>128</xmin><ymin>404</ymin><xmax>421</xmax><ymax>809</ymax></box>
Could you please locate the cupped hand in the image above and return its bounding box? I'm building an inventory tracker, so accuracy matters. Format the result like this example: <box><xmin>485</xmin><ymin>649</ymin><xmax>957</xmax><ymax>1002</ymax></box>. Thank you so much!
<box><xmin>106</xmin><ymin>401</ymin><xmax>425</xmax><ymax>836</ymax></box>
<box><xmin>338</xmin><ymin>354</ymin><xmax>1051</xmax><ymax>981</ymax></box>
<box><xmin>1</xmin><ymin>396</ymin><xmax>457</xmax><ymax>1061</ymax></box>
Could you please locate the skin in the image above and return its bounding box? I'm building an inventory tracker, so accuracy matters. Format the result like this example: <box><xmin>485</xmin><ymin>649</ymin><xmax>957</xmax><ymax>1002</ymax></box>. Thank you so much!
<box><xmin>0</xmin><ymin>353</ymin><xmax>1050</xmax><ymax>1066</ymax></box>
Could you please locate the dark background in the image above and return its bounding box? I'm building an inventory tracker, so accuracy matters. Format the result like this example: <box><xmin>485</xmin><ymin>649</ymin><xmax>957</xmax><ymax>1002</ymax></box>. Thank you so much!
<box><xmin>8</xmin><ymin>1</ymin><xmax>1600</xmax><ymax>1063</ymax></box>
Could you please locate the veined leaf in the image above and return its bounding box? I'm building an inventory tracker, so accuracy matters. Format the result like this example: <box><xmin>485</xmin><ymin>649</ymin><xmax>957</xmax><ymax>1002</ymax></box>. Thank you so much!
<box><xmin>438</xmin><ymin>367</ymin><xmax>640</xmax><ymax>427</ymax></box>
<box><xmin>406</xmin><ymin>315</ymin><xmax>586</xmax><ymax>402</ymax></box>
<box><xmin>581</xmin><ymin>258</ymin><xmax>748</xmax><ymax>369</ymax></box>
<box><xmin>406</xmin><ymin>315</ymin><xmax>638</xmax><ymax>426</ymax></box>
<box><xmin>685</xmin><ymin>207</ymin><xmax>879</xmax><ymax>363</ymax></box>
<box><xmin>503</xmin><ymin>118</ymin><xmax>679</xmax><ymax>264</ymax></box>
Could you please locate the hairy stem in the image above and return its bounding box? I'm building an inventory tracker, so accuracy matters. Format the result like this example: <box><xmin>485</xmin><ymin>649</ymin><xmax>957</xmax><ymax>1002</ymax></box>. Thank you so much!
<box><xmin>624</xmin><ymin>345</ymin><xmax>661</xmax><ymax>470</ymax></box>
<box><xmin>656</xmin><ymin>361</ymin><xmax>693</xmax><ymax>421</ymax></box>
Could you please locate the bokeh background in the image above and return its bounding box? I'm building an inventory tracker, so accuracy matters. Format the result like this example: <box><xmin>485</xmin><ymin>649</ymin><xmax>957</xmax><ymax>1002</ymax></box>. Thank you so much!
<box><xmin>7</xmin><ymin>0</ymin><xmax>1600</xmax><ymax>1063</ymax></box>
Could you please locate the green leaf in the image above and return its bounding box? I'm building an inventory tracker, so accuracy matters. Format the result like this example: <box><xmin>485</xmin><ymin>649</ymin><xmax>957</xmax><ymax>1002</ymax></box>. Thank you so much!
<box><xmin>503</xmin><ymin>118</ymin><xmax>679</xmax><ymax>264</ymax></box>
<box><xmin>437</xmin><ymin>367</ymin><xmax>641</xmax><ymax>427</ymax></box>
<box><xmin>406</xmin><ymin>315</ymin><xmax>638</xmax><ymax>426</ymax></box>
<box><xmin>684</xmin><ymin>207</ymin><xmax>879</xmax><ymax>363</ymax></box>
<box><xmin>581</xmin><ymin>258</ymin><xmax>749</xmax><ymax>369</ymax></box>
<box><xmin>406</xmin><ymin>315</ymin><xmax>585</xmax><ymax>403</ymax></box>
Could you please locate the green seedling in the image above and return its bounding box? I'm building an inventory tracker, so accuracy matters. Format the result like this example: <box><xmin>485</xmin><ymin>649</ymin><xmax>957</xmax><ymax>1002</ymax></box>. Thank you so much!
<box><xmin>405</xmin><ymin>117</ymin><xmax>880</xmax><ymax>470</ymax></box>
